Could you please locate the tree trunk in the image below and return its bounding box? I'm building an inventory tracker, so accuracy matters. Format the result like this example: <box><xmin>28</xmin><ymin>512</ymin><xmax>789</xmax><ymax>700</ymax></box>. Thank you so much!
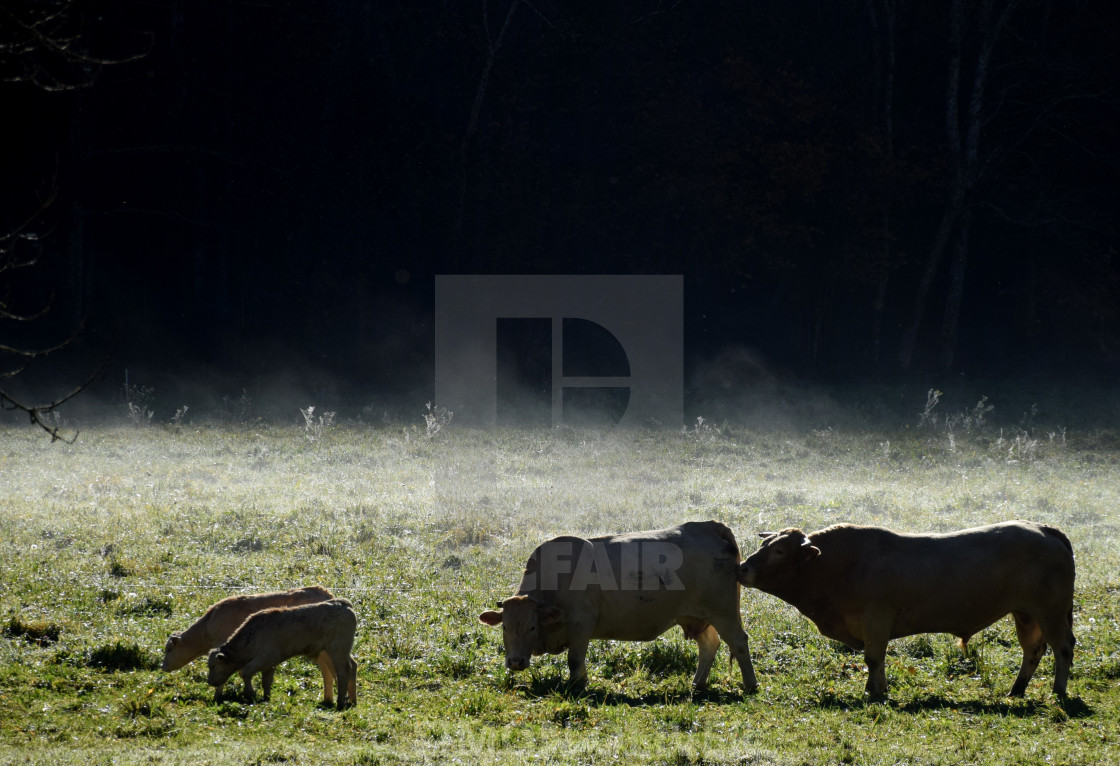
<box><xmin>899</xmin><ymin>0</ymin><xmax>1015</xmax><ymax>370</ymax></box>
<box><xmin>897</xmin><ymin>185</ymin><xmax>964</xmax><ymax>369</ymax></box>
<box><xmin>866</xmin><ymin>0</ymin><xmax>898</xmax><ymax>367</ymax></box>
<box><xmin>454</xmin><ymin>0</ymin><xmax>520</xmax><ymax>267</ymax></box>
<box><xmin>939</xmin><ymin>210</ymin><xmax>971</xmax><ymax>370</ymax></box>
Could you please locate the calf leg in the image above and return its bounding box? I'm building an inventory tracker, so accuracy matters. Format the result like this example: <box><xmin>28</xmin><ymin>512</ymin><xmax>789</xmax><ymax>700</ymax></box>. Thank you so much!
<box><xmin>239</xmin><ymin>656</ymin><xmax>276</xmax><ymax>702</ymax></box>
<box><xmin>691</xmin><ymin>624</ymin><xmax>721</xmax><ymax>690</ymax></box>
<box><xmin>238</xmin><ymin>668</ymin><xmax>257</xmax><ymax>702</ymax></box>
<box><xmin>709</xmin><ymin>618</ymin><xmax>758</xmax><ymax>693</ymax></box>
<box><xmin>260</xmin><ymin>667</ymin><xmax>275</xmax><ymax>701</ymax></box>
<box><xmin>328</xmin><ymin>650</ymin><xmax>353</xmax><ymax>710</ymax></box>
<box><xmin>316</xmin><ymin>652</ymin><xmax>337</xmax><ymax>705</ymax></box>
<box><xmin>1009</xmin><ymin>611</ymin><xmax>1046</xmax><ymax>697</ymax></box>
<box><xmin>346</xmin><ymin>656</ymin><xmax>358</xmax><ymax>704</ymax></box>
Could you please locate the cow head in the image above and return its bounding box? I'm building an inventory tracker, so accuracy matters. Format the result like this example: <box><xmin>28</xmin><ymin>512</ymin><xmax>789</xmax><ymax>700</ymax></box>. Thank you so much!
<box><xmin>737</xmin><ymin>528</ymin><xmax>820</xmax><ymax>589</ymax></box>
<box><xmin>478</xmin><ymin>595</ymin><xmax>564</xmax><ymax>671</ymax></box>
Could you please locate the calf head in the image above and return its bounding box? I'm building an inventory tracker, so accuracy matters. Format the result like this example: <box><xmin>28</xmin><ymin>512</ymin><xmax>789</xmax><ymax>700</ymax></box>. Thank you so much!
<box><xmin>206</xmin><ymin>647</ymin><xmax>238</xmax><ymax>688</ymax></box>
<box><xmin>738</xmin><ymin>528</ymin><xmax>820</xmax><ymax>589</ymax></box>
<box><xmin>161</xmin><ymin>632</ymin><xmax>189</xmax><ymax>671</ymax></box>
<box><xmin>478</xmin><ymin>595</ymin><xmax>563</xmax><ymax>671</ymax></box>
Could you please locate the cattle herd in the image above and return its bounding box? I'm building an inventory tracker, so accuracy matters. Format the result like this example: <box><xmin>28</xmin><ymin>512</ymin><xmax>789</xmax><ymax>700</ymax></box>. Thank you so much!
<box><xmin>162</xmin><ymin>519</ymin><xmax>1076</xmax><ymax>709</ymax></box>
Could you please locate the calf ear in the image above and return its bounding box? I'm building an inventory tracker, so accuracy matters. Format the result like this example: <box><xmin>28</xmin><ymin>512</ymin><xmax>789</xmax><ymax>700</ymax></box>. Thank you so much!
<box><xmin>478</xmin><ymin>610</ymin><xmax>504</xmax><ymax>626</ymax></box>
<box><xmin>758</xmin><ymin>531</ymin><xmax>776</xmax><ymax>540</ymax></box>
<box><xmin>168</xmin><ymin>634</ymin><xmax>181</xmax><ymax>646</ymax></box>
<box><xmin>540</xmin><ymin>606</ymin><xmax>563</xmax><ymax>626</ymax></box>
<box><xmin>801</xmin><ymin>545</ymin><xmax>821</xmax><ymax>563</ymax></box>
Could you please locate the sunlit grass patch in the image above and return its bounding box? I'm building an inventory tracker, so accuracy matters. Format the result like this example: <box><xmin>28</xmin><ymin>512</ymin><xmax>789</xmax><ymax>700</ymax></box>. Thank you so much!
<box><xmin>0</xmin><ymin>419</ymin><xmax>1118</xmax><ymax>764</ymax></box>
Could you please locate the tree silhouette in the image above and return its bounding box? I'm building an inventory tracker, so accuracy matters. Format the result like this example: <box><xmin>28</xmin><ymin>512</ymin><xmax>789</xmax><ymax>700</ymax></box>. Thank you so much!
<box><xmin>0</xmin><ymin>1</ymin><xmax>145</xmax><ymax>439</ymax></box>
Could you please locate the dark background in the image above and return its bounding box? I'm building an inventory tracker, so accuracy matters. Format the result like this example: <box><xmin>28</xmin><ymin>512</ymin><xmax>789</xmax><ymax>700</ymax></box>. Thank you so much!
<box><xmin>3</xmin><ymin>0</ymin><xmax>1118</xmax><ymax>424</ymax></box>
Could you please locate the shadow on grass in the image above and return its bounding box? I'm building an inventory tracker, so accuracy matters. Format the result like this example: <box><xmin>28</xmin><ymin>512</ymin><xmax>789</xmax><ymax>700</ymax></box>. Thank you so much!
<box><xmin>813</xmin><ymin>689</ymin><xmax>1093</xmax><ymax>719</ymax></box>
<box><xmin>506</xmin><ymin>672</ymin><xmax>746</xmax><ymax>707</ymax></box>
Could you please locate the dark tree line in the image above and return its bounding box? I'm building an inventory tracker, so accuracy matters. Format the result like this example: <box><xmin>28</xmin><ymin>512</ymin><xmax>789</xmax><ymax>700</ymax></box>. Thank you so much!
<box><xmin>3</xmin><ymin>0</ymin><xmax>1118</xmax><ymax>406</ymax></box>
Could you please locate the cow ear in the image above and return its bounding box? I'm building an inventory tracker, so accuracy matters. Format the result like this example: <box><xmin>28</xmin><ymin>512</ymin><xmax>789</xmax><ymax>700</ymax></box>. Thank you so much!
<box><xmin>540</xmin><ymin>606</ymin><xmax>563</xmax><ymax>626</ymax></box>
<box><xmin>169</xmin><ymin>634</ymin><xmax>181</xmax><ymax>646</ymax></box>
<box><xmin>801</xmin><ymin>545</ymin><xmax>821</xmax><ymax>563</ymax></box>
<box><xmin>479</xmin><ymin>610</ymin><xmax>504</xmax><ymax>626</ymax></box>
<box><xmin>758</xmin><ymin>531</ymin><xmax>776</xmax><ymax>540</ymax></box>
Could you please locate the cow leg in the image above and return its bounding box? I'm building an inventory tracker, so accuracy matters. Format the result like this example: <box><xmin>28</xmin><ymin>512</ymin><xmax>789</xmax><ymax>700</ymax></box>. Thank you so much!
<box><xmin>709</xmin><ymin>618</ymin><xmax>758</xmax><ymax>693</ymax></box>
<box><xmin>565</xmin><ymin>633</ymin><xmax>591</xmax><ymax>691</ymax></box>
<box><xmin>1038</xmin><ymin>612</ymin><xmax>1075</xmax><ymax>698</ymax></box>
<box><xmin>691</xmin><ymin>624</ymin><xmax>720</xmax><ymax>690</ymax></box>
<box><xmin>316</xmin><ymin>652</ymin><xmax>337</xmax><ymax>705</ymax></box>
<box><xmin>1009</xmin><ymin>611</ymin><xmax>1046</xmax><ymax>697</ymax></box>
<box><xmin>862</xmin><ymin>632</ymin><xmax>890</xmax><ymax>697</ymax></box>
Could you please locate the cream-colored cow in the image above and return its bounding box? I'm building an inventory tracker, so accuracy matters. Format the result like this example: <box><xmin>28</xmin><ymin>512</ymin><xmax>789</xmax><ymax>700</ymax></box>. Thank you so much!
<box><xmin>480</xmin><ymin>520</ymin><xmax>757</xmax><ymax>693</ymax></box>
<box><xmin>739</xmin><ymin>521</ymin><xmax>1075</xmax><ymax>697</ymax></box>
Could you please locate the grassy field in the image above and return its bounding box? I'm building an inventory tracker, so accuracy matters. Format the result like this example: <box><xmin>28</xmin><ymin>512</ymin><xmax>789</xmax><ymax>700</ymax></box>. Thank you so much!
<box><xmin>1</xmin><ymin>404</ymin><xmax>1118</xmax><ymax>765</ymax></box>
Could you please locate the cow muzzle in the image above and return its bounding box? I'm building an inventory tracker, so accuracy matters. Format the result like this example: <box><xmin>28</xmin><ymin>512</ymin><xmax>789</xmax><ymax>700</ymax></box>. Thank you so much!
<box><xmin>506</xmin><ymin>656</ymin><xmax>529</xmax><ymax>671</ymax></box>
<box><xmin>737</xmin><ymin>563</ymin><xmax>756</xmax><ymax>587</ymax></box>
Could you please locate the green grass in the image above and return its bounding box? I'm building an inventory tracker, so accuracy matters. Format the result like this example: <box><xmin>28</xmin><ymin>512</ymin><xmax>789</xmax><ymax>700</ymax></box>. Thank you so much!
<box><xmin>1</xmin><ymin>417</ymin><xmax>1118</xmax><ymax>765</ymax></box>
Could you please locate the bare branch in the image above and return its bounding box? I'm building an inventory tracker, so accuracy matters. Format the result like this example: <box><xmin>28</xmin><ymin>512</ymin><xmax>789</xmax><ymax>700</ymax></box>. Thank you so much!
<box><xmin>0</xmin><ymin>313</ymin><xmax>84</xmax><ymax>358</ymax></box>
<box><xmin>627</xmin><ymin>0</ymin><xmax>688</xmax><ymax>28</ymax></box>
<box><xmin>0</xmin><ymin>1</ymin><xmax>151</xmax><ymax>91</ymax></box>
<box><xmin>0</xmin><ymin>354</ymin><xmax>108</xmax><ymax>443</ymax></box>
<box><xmin>0</xmin><ymin>291</ymin><xmax>53</xmax><ymax>323</ymax></box>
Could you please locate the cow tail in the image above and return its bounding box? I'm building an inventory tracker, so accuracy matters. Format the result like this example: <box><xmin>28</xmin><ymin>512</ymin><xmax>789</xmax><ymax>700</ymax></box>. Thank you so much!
<box><xmin>1040</xmin><ymin>525</ymin><xmax>1076</xmax><ymax>631</ymax></box>
<box><xmin>715</xmin><ymin>521</ymin><xmax>741</xmax><ymax>561</ymax></box>
<box><xmin>1041</xmin><ymin>525</ymin><xmax>1073</xmax><ymax>557</ymax></box>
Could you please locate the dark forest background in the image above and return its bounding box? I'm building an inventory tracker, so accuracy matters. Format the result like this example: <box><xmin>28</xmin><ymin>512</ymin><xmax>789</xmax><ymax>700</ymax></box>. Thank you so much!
<box><xmin>2</xmin><ymin>0</ymin><xmax>1118</xmax><ymax>424</ymax></box>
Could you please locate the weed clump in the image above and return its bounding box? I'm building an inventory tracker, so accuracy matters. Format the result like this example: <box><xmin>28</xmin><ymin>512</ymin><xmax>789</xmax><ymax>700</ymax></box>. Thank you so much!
<box><xmin>88</xmin><ymin>641</ymin><xmax>155</xmax><ymax>671</ymax></box>
<box><xmin>3</xmin><ymin>615</ymin><xmax>61</xmax><ymax>645</ymax></box>
<box><xmin>232</xmin><ymin>537</ymin><xmax>267</xmax><ymax>554</ymax></box>
<box><xmin>107</xmin><ymin>558</ymin><xmax>135</xmax><ymax>578</ymax></box>
<box><xmin>116</xmin><ymin>595</ymin><xmax>173</xmax><ymax>618</ymax></box>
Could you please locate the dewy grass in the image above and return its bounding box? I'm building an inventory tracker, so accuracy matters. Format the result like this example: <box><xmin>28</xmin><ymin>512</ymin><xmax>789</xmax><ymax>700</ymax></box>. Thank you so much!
<box><xmin>0</xmin><ymin>420</ymin><xmax>1118</xmax><ymax>765</ymax></box>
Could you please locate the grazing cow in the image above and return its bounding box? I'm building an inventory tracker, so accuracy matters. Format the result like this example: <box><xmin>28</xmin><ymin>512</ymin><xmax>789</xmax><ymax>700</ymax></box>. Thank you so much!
<box><xmin>479</xmin><ymin>520</ymin><xmax>758</xmax><ymax>693</ymax></box>
<box><xmin>162</xmin><ymin>585</ymin><xmax>340</xmax><ymax>702</ymax></box>
<box><xmin>738</xmin><ymin>521</ymin><xmax>1075</xmax><ymax>697</ymax></box>
<box><xmin>207</xmin><ymin>598</ymin><xmax>358</xmax><ymax>709</ymax></box>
